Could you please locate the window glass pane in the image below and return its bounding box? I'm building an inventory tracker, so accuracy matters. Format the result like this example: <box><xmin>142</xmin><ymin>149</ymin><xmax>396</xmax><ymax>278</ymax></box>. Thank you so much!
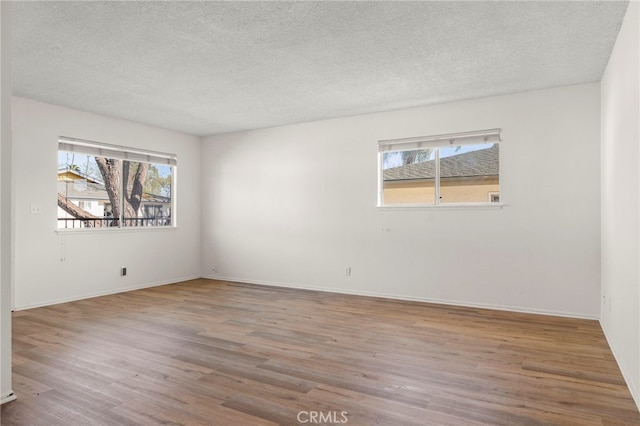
<box><xmin>382</xmin><ymin>149</ymin><xmax>435</xmax><ymax>205</ymax></box>
<box><xmin>58</xmin><ymin>140</ymin><xmax>176</xmax><ymax>229</ymax></box>
<box><xmin>438</xmin><ymin>143</ymin><xmax>500</xmax><ymax>204</ymax></box>
<box><xmin>58</xmin><ymin>151</ymin><xmax>113</xmax><ymax>228</ymax></box>
<box><xmin>123</xmin><ymin>161</ymin><xmax>172</xmax><ymax>227</ymax></box>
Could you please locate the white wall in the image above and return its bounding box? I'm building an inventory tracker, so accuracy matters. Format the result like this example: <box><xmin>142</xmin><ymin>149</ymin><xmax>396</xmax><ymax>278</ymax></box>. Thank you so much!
<box><xmin>601</xmin><ymin>1</ymin><xmax>640</xmax><ymax>409</ymax></box>
<box><xmin>12</xmin><ymin>97</ymin><xmax>202</xmax><ymax>309</ymax></box>
<box><xmin>0</xmin><ymin>0</ymin><xmax>15</xmax><ymax>405</ymax></box>
<box><xmin>202</xmin><ymin>83</ymin><xmax>601</xmax><ymax>318</ymax></box>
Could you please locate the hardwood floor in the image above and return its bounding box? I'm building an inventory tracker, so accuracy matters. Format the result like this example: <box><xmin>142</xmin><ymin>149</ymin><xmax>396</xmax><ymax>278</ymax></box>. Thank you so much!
<box><xmin>1</xmin><ymin>279</ymin><xmax>638</xmax><ymax>425</ymax></box>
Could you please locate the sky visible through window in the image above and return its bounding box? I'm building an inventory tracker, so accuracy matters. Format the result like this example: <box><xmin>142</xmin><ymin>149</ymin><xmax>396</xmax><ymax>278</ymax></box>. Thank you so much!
<box><xmin>382</xmin><ymin>143</ymin><xmax>494</xmax><ymax>169</ymax></box>
<box><xmin>59</xmin><ymin>152</ymin><xmax>172</xmax><ymax>178</ymax></box>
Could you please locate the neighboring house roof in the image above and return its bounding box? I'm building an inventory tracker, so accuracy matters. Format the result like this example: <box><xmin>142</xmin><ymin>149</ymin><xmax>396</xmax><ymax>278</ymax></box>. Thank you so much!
<box><xmin>57</xmin><ymin>167</ymin><xmax>103</xmax><ymax>184</ymax></box>
<box><xmin>58</xmin><ymin>180</ymin><xmax>109</xmax><ymax>200</ymax></box>
<box><xmin>383</xmin><ymin>144</ymin><xmax>499</xmax><ymax>181</ymax></box>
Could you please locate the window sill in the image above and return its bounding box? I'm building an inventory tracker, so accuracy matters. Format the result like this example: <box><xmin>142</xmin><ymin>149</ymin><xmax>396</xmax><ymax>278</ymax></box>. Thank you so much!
<box><xmin>55</xmin><ymin>226</ymin><xmax>178</xmax><ymax>235</ymax></box>
<box><xmin>376</xmin><ymin>203</ymin><xmax>505</xmax><ymax>211</ymax></box>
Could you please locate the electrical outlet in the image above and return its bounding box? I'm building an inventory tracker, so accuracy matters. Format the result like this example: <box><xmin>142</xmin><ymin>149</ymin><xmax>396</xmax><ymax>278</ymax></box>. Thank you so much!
<box><xmin>30</xmin><ymin>204</ymin><xmax>42</xmax><ymax>214</ymax></box>
<box><xmin>121</xmin><ymin>267</ymin><xmax>127</xmax><ymax>276</ymax></box>
<box><xmin>345</xmin><ymin>267</ymin><xmax>351</xmax><ymax>277</ymax></box>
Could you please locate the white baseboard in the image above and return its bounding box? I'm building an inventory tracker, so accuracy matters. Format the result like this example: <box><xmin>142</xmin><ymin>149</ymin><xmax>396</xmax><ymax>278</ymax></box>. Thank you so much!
<box><xmin>13</xmin><ymin>275</ymin><xmax>201</xmax><ymax>311</ymax></box>
<box><xmin>1</xmin><ymin>391</ymin><xmax>16</xmax><ymax>405</ymax></box>
<box><xmin>600</xmin><ymin>320</ymin><xmax>640</xmax><ymax>412</ymax></box>
<box><xmin>201</xmin><ymin>274</ymin><xmax>599</xmax><ymax>320</ymax></box>
<box><xmin>16</xmin><ymin>273</ymin><xmax>599</xmax><ymax>320</ymax></box>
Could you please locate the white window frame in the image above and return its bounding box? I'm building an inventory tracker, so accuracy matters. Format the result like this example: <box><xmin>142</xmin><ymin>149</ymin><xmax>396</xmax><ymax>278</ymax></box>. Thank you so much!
<box><xmin>377</xmin><ymin>128</ymin><xmax>501</xmax><ymax>208</ymax></box>
<box><xmin>57</xmin><ymin>137</ymin><xmax>177</xmax><ymax>231</ymax></box>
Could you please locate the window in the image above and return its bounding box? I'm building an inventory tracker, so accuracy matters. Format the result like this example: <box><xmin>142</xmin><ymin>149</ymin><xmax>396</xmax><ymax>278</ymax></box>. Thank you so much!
<box><xmin>378</xmin><ymin>129</ymin><xmax>501</xmax><ymax>206</ymax></box>
<box><xmin>57</xmin><ymin>137</ymin><xmax>176</xmax><ymax>229</ymax></box>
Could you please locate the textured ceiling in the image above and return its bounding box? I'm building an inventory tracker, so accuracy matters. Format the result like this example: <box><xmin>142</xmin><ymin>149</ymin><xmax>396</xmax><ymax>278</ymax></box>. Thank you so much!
<box><xmin>13</xmin><ymin>1</ymin><xmax>628</xmax><ymax>136</ymax></box>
